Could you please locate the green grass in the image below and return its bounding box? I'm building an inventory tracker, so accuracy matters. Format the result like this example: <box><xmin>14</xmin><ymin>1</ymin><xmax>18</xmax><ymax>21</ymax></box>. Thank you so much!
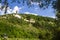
<box><xmin>0</xmin><ymin>38</ymin><xmax>40</xmax><ymax>40</ymax></box>
<box><xmin>0</xmin><ymin>14</ymin><xmax>56</xmax><ymax>40</ymax></box>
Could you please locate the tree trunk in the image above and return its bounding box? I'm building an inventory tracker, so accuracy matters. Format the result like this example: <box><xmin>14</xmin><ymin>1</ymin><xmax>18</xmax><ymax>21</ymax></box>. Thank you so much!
<box><xmin>4</xmin><ymin>0</ymin><xmax>8</xmax><ymax>14</ymax></box>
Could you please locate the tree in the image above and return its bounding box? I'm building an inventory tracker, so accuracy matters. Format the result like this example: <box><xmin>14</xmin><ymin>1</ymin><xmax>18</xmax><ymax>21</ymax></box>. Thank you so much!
<box><xmin>52</xmin><ymin>0</ymin><xmax>60</xmax><ymax>40</ymax></box>
<box><xmin>0</xmin><ymin>0</ymin><xmax>56</xmax><ymax>14</ymax></box>
<box><xmin>1</xmin><ymin>0</ymin><xmax>8</xmax><ymax>14</ymax></box>
<box><xmin>55</xmin><ymin>0</ymin><xmax>60</xmax><ymax>26</ymax></box>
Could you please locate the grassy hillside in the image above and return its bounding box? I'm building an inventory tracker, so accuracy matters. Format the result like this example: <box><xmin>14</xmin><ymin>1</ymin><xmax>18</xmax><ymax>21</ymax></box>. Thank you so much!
<box><xmin>0</xmin><ymin>14</ymin><xmax>56</xmax><ymax>40</ymax></box>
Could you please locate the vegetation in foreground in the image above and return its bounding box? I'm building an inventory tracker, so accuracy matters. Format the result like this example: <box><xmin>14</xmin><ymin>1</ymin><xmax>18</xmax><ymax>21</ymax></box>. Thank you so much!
<box><xmin>0</xmin><ymin>14</ymin><xmax>58</xmax><ymax>40</ymax></box>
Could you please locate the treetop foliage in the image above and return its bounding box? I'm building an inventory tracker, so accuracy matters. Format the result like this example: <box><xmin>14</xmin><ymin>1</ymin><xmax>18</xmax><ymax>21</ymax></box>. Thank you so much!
<box><xmin>0</xmin><ymin>0</ymin><xmax>57</xmax><ymax>8</ymax></box>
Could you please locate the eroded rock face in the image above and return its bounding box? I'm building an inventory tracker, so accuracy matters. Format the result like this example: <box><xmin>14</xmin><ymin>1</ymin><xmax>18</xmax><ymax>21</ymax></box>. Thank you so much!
<box><xmin>24</xmin><ymin>19</ymin><xmax>29</xmax><ymax>22</ymax></box>
<box><xmin>13</xmin><ymin>14</ymin><xmax>22</xmax><ymax>19</ymax></box>
<box><xmin>24</xmin><ymin>18</ymin><xmax>35</xmax><ymax>23</ymax></box>
<box><xmin>30</xmin><ymin>19</ymin><xmax>35</xmax><ymax>23</ymax></box>
<box><xmin>2</xmin><ymin>17</ymin><xmax>6</xmax><ymax>19</ymax></box>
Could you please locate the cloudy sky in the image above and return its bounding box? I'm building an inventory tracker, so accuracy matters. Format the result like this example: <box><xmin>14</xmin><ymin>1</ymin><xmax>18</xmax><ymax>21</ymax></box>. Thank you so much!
<box><xmin>0</xmin><ymin>0</ymin><xmax>56</xmax><ymax>18</ymax></box>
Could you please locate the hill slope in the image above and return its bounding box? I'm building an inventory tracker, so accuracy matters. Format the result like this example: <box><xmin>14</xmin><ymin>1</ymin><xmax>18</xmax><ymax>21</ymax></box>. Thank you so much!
<box><xmin>0</xmin><ymin>14</ymin><xmax>56</xmax><ymax>40</ymax></box>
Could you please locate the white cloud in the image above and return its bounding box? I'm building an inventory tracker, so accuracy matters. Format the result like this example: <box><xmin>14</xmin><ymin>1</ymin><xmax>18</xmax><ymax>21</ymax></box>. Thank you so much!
<box><xmin>24</xmin><ymin>12</ymin><xmax>38</xmax><ymax>16</ymax></box>
<box><xmin>0</xmin><ymin>4</ymin><xmax>56</xmax><ymax>18</ymax></box>
<box><xmin>12</xmin><ymin>6</ymin><xmax>19</xmax><ymax>13</ymax></box>
<box><xmin>50</xmin><ymin>16</ymin><xmax>56</xmax><ymax>18</ymax></box>
<box><xmin>0</xmin><ymin>3</ymin><xmax>11</xmax><ymax>15</ymax></box>
<box><xmin>14</xmin><ymin>6</ymin><xmax>19</xmax><ymax>11</ymax></box>
<box><xmin>7</xmin><ymin>7</ymin><xmax>12</xmax><ymax>14</ymax></box>
<box><xmin>0</xmin><ymin>10</ymin><xmax>4</xmax><ymax>15</ymax></box>
<box><xmin>0</xmin><ymin>5</ymin><xmax>21</xmax><ymax>15</ymax></box>
<box><xmin>24</xmin><ymin>12</ymin><xmax>30</xmax><ymax>14</ymax></box>
<box><xmin>43</xmin><ymin>15</ymin><xmax>56</xmax><ymax>18</ymax></box>
<box><xmin>30</xmin><ymin>13</ymin><xmax>38</xmax><ymax>16</ymax></box>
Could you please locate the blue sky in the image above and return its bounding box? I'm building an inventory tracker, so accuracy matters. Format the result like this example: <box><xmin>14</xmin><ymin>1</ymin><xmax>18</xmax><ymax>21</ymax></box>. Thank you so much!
<box><xmin>0</xmin><ymin>0</ymin><xmax>56</xmax><ymax>18</ymax></box>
